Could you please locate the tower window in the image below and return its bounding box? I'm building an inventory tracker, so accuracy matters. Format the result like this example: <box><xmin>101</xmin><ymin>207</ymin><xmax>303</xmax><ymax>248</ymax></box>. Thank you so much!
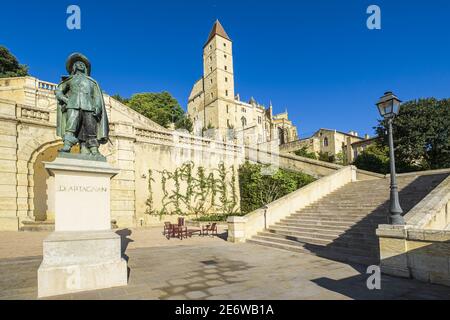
<box><xmin>210</xmin><ymin>79</ymin><xmax>213</xmax><ymax>84</ymax></box>
<box><xmin>210</xmin><ymin>44</ymin><xmax>212</xmax><ymax>50</ymax></box>
<box><xmin>210</xmin><ymin>66</ymin><xmax>212</xmax><ymax>72</ymax></box>
<box><xmin>211</xmin><ymin>92</ymin><xmax>214</xmax><ymax>99</ymax></box>
<box><xmin>224</xmin><ymin>66</ymin><xmax>228</xmax><ymax>71</ymax></box>
<box><xmin>241</xmin><ymin>116</ymin><xmax>247</xmax><ymax>127</ymax></box>
<box><xmin>225</xmin><ymin>77</ymin><xmax>228</xmax><ymax>82</ymax></box>
<box><xmin>324</xmin><ymin>137</ymin><xmax>329</xmax><ymax>147</ymax></box>
<box><xmin>210</xmin><ymin>56</ymin><xmax>212</xmax><ymax>62</ymax></box>
<box><xmin>226</xmin><ymin>105</ymin><xmax>229</xmax><ymax>113</ymax></box>
<box><xmin>225</xmin><ymin>90</ymin><xmax>228</xmax><ymax>96</ymax></box>
<box><xmin>224</xmin><ymin>43</ymin><xmax>226</xmax><ymax>47</ymax></box>
<box><xmin>224</xmin><ymin>54</ymin><xmax>227</xmax><ymax>59</ymax></box>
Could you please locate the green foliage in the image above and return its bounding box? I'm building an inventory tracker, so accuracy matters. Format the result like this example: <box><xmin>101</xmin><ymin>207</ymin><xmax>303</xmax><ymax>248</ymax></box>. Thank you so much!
<box><xmin>145</xmin><ymin>162</ymin><xmax>239</xmax><ymax>218</ymax></box>
<box><xmin>0</xmin><ymin>46</ymin><xmax>28</xmax><ymax>78</ymax></box>
<box><xmin>335</xmin><ymin>151</ymin><xmax>348</xmax><ymax>165</ymax></box>
<box><xmin>294</xmin><ymin>146</ymin><xmax>317</xmax><ymax>160</ymax></box>
<box><xmin>238</xmin><ymin>162</ymin><xmax>316</xmax><ymax>214</ymax></box>
<box><xmin>353</xmin><ymin>143</ymin><xmax>390</xmax><ymax>174</ymax></box>
<box><xmin>375</xmin><ymin>98</ymin><xmax>450</xmax><ymax>172</ymax></box>
<box><xmin>193</xmin><ymin>212</ymin><xmax>246</xmax><ymax>222</ymax></box>
<box><xmin>175</xmin><ymin>115</ymin><xmax>193</xmax><ymax>133</ymax></box>
<box><xmin>111</xmin><ymin>94</ymin><xmax>129</xmax><ymax>105</ymax></box>
<box><xmin>127</xmin><ymin>92</ymin><xmax>192</xmax><ymax>132</ymax></box>
<box><xmin>318</xmin><ymin>151</ymin><xmax>335</xmax><ymax>163</ymax></box>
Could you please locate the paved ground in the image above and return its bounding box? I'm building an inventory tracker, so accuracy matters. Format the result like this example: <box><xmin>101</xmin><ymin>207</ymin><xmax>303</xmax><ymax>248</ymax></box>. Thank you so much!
<box><xmin>0</xmin><ymin>227</ymin><xmax>449</xmax><ymax>300</ymax></box>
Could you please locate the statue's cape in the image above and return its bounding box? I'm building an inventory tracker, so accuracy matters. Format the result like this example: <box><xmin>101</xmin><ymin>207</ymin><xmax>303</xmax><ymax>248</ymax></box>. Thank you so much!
<box><xmin>56</xmin><ymin>75</ymin><xmax>109</xmax><ymax>144</ymax></box>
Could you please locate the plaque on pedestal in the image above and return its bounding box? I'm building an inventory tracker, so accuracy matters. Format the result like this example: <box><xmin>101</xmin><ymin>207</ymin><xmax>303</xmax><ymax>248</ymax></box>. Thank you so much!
<box><xmin>37</xmin><ymin>157</ymin><xmax>128</xmax><ymax>298</ymax></box>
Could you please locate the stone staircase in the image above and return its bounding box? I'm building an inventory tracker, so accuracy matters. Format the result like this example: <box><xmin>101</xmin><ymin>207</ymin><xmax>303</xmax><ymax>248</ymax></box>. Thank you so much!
<box><xmin>248</xmin><ymin>172</ymin><xmax>449</xmax><ymax>266</ymax></box>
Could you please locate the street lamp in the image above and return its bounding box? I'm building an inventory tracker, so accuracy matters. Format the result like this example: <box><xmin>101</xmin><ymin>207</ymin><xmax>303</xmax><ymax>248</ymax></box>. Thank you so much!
<box><xmin>376</xmin><ymin>91</ymin><xmax>405</xmax><ymax>225</ymax></box>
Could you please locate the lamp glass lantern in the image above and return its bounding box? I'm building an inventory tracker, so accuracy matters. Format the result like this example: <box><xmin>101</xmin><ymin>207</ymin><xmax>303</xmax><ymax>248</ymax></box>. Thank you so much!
<box><xmin>376</xmin><ymin>91</ymin><xmax>402</xmax><ymax>119</ymax></box>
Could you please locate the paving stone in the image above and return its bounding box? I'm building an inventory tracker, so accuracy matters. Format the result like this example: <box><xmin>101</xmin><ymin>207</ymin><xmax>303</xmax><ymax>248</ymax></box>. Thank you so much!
<box><xmin>0</xmin><ymin>227</ymin><xmax>449</xmax><ymax>300</ymax></box>
<box><xmin>185</xmin><ymin>290</ymin><xmax>208</xmax><ymax>299</ymax></box>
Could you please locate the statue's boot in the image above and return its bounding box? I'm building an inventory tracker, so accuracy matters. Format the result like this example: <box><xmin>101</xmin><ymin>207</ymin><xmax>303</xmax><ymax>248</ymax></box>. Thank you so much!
<box><xmin>60</xmin><ymin>132</ymin><xmax>78</xmax><ymax>153</ymax></box>
<box><xmin>60</xmin><ymin>141</ymin><xmax>73</xmax><ymax>153</ymax></box>
<box><xmin>80</xmin><ymin>143</ymin><xmax>90</xmax><ymax>155</ymax></box>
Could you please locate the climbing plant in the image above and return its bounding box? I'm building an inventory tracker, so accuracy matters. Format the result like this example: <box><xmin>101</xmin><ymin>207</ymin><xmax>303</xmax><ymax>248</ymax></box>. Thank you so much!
<box><xmin>144</xmin><ymin>161</ymin><xmax>239</xmax><ymax>218</ymax></box>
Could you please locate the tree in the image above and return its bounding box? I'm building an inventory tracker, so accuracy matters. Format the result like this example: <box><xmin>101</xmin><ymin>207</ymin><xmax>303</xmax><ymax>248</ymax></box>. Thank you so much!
<box><xmin>375</xmin><ymin>98</ymin><xmax>450</xmax><ymax>172</ymax></box>
<box><xmin>353</xmin><ymin>143</ymin><xmax>390</xmax><ymax>174</ymax></box>
<box><xmin>0</xmin><ymin>46</ymin><xmax>28</xmax><ymax>78</ymax></box>
<box><xmin>294</xmin><ymin>146</ymin><xmax>317</xmax><ymax>160</ymax></box>
<box><xmin>127</xmin><ymin>92</ymin><xmax>192</xmax><ymax>132</ymax></box>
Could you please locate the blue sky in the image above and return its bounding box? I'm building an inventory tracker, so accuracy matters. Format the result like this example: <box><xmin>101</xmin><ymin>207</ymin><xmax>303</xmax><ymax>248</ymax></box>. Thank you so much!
<box><xmin>2</xmin><ymin>0</ymin><xmax>450</xmax><ymax>137</ymax></box>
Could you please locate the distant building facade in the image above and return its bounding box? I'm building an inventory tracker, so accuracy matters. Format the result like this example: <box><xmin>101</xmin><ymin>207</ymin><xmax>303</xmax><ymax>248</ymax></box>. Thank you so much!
<box><xmin>187</xmin><ymin>20</ymin><xmax>298</xmax><ymax>145</ymax></box>
<box><xmin>280</xmin><ymin>128</ymin><xmax>375</xmax><ymax>164</ymax></box>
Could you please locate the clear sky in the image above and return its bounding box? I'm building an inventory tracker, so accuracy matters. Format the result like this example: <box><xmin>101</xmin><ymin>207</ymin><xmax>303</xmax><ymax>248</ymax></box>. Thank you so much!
<box><xmin>2</xmin><ymin>0</ymin><xmax>450</xmax><ymax>138</ymax></box>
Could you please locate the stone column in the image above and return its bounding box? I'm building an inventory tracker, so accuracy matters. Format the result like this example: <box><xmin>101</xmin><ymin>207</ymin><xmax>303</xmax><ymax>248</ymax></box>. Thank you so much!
<box><xmin>37</xmin><ymin>157</ymin><xmax>128</xmax><ymax>298</ymax></box>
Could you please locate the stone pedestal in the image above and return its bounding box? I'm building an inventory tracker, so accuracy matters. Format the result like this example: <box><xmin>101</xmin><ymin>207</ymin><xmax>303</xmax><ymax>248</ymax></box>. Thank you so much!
<box><xmin>37</xmin><ymin>157</ymin><xmax>128</xmax><ymax>298</ymax></box>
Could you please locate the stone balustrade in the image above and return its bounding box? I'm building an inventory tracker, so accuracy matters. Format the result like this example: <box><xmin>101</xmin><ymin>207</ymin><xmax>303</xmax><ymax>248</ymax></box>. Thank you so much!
<box><xmin>37</xmin><ymin>81</ymin><xmax>57</xmax><ymax>92</ymax></box>
<box><xmin>377</xmin><ymin>169</ymin><xmax>450</xmax><ymax>287</ymax></box>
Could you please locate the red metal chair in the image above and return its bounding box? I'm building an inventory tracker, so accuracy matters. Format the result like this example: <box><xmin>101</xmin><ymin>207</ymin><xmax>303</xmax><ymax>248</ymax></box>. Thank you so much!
<box><xmin>202</xmin><ymin>223</ymin><xmax>218</xmax><ymax>237</ymax></box>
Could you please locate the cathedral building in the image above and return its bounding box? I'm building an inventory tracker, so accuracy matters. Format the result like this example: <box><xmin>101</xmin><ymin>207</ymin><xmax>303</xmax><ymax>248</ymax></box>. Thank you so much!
<box><xmin>188</xmin><ymin>20</ymin><xmax>298</xmax><ymax>145</ymax></box>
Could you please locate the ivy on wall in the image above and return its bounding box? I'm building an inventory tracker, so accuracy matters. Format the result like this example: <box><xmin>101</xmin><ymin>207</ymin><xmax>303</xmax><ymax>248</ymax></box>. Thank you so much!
<box><xmin>145</xmin><ymin>161</ymin><xmax>239</xmax><ymax>217</ymax></box>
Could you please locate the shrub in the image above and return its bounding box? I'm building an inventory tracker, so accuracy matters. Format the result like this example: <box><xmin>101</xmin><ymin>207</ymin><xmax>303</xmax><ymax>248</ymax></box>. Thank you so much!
<box><xmin>238</xmin><ymin>162</ymin><xmax>315</xmax><ymax>214</ymax></box>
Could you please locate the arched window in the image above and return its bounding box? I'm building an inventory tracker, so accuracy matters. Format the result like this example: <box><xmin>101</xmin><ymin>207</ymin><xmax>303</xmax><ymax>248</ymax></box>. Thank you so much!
<box><xmin>241</xmin><ymin>116</ymin><xmax>247</xmax><ymax>127</ymax></box>
<box><xmin>324</xmin><ymin>137</ymin><xmax>329</xmax><ymax>147</ymax></box>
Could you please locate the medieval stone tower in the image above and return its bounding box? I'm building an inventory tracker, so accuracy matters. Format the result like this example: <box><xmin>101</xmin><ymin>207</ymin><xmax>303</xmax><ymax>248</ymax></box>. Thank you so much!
<box><xmin>204</xmin><ymin>19</ymin><xmax>235</xmax><ymax>130</ymax></box>
<box><xmin>188</xmin><ymin>20</ymin><xmax>299</xmax><ymax>144</ymax></box>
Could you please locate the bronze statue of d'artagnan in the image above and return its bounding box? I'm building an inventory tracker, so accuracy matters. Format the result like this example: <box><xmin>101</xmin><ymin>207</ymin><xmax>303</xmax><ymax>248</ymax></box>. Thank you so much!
<box><xmin>55</xmin><ymin>53</ymin><xmax>109</xmax><ymax>161</ymax></box>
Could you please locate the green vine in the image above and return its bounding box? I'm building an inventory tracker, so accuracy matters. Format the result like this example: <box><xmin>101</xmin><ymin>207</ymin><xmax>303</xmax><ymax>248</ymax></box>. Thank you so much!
<box><xmin>144</xmin><ymin>161</ymin><xmax>238</xmax><ymax>218</ymax></box>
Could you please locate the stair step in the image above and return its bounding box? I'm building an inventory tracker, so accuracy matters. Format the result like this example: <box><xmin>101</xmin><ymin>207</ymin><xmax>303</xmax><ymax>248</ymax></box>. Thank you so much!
<box><xmin>248</xmin><ymin>237</ymin><xmax>378</xmax><ymax>266</ymax></box>
<box><xmin>268</xmin><ymin>226</ymin><xmax>378</xmax><ymax>239</ymax></box>
<box><xmin>260</xmin><ymin>231</ymin><xmax>379</xmax><ymax>252</ymax></box>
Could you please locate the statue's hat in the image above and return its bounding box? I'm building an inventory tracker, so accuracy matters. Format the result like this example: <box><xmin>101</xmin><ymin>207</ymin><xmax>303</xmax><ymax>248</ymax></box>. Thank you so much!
<box><xmin>66</xmin><ymin>52</ymin><xmax>91</xmax><ymax>76</ymax></box>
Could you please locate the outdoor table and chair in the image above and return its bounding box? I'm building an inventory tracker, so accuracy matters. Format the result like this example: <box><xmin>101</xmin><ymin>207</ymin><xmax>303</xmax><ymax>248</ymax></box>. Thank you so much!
<box><xmin>163</xmin><ymin>218</ymin><xmax>218</xmax><ymax>240</ymax></box>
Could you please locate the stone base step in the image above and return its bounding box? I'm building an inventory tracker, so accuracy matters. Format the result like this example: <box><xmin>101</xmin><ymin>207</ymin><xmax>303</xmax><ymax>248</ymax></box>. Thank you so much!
<box><xmin>20</xmin><ymin>221</ymin><xmax>55</xmax><ymax>232</ymax></box>
<box><xmin>20</xmin><ymin>220</ymin><xmax>119</xmax><ymax>232</ymax></box>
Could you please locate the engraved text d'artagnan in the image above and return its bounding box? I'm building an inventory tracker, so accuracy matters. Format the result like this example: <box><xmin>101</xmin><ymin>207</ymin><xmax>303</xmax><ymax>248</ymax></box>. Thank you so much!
<box><xmin>57</xmin><ymin>185</ymin><xmax>108</xmax><ymax>193</ymax></box>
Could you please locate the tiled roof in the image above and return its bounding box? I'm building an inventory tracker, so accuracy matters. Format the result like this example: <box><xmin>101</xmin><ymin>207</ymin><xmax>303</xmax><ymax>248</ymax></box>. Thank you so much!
<box><xmin>205</xmin><ymin>20</ymin><xmax>231</xmax><ymax>46</ymax></box>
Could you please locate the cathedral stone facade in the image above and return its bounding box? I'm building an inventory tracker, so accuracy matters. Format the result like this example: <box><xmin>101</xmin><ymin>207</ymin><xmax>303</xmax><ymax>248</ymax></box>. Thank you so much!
<box><xmin>188</xmin><ymin>20</ymin><xmax>298</xmax><ymax>145</ymax></box>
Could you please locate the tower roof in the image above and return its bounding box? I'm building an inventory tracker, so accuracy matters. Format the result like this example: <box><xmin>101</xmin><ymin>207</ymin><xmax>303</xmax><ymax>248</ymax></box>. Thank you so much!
<box><xmin>204</xmin><ymin>20</ymin><xmax>231</xmax><ymax>46</ymax></box>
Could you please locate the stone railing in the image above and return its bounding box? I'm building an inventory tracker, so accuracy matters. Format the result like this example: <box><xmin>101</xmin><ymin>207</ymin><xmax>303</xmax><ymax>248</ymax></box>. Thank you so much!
<box><xmin>377</xmin><ymin>169</ymin><xmax>450</xmax><ymax>287</ymax></box>
<box><xmin>404</xmin><ymin>171</ymin><xmax>450</xmax><ymax>229</ymax></box>
<box><xmin>227</xmin><ymin>166</ymin><xmax>357</xmax><ymax>243</ymax></box>
<box><xmin>37</xmin><ymin>80</ymin><xmax>57</xmax><ymax>92</ymax></box>
<box><xmin>135</xmin><ymin>126</ymin><xmax>243</xmax><ymax>155</ymax></box>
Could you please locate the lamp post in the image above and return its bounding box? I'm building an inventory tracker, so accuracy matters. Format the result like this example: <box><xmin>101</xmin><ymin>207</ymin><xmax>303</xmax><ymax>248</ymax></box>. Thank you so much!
<box><xmin>376</xmin><ymin>91</ymin><xmax>405</xmax><ymax>225</ymax></box>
